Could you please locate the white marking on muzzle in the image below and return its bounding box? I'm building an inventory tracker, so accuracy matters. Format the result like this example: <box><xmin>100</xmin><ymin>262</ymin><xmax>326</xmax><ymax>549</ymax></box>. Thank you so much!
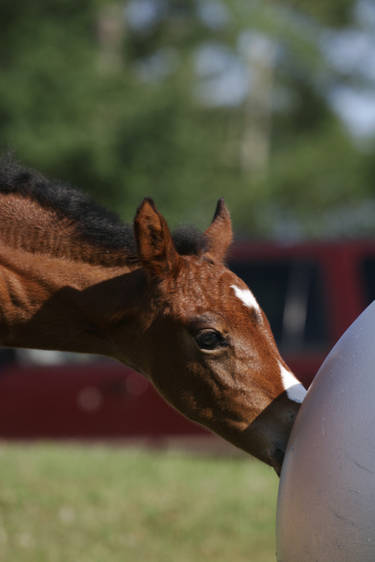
<box><xmin>279</xmin><ymin>362</ymin><xmax>306</xmax><ymax>404</ymax></box>
<box><xmin>231</xmin><ymin>285</ymin><xmax>260</xmax><ymax>312</ymax></box>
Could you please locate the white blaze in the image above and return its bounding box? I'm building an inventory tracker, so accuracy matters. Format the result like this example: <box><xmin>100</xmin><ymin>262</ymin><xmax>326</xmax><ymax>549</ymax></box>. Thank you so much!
<box><xmin>231</xmin><ymin>284</ymin><xmax>306</xmax><ymax>404</ymax></box>
<box><xmin>231</xmin><ymin>285</ymin><xmax>260</xmax><ymax>313</ymax></box>
<box><xmin>279</xmin><ymin>362</ymin><xmax>306</xmax><ymax>404</ymax></box>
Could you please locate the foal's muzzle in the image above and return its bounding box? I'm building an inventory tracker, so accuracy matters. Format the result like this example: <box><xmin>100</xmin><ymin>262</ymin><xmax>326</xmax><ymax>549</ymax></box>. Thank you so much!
<box><xmin>249</xmin><ymin>393</ymin><xmax>302</xmax><ymax>476</ymax></box>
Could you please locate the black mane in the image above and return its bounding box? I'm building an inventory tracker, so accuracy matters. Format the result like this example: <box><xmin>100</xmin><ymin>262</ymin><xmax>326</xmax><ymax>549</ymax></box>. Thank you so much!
<box><xmin>0</xmin><ymin>157</ymin><xmax>207</xmax><ymax>258</ymax></box>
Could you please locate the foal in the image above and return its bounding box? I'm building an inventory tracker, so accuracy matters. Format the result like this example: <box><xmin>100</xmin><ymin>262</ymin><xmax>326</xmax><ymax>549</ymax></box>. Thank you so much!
<box><xmin>0</xmin><ymin>159</ymin><xmax>305</xmax><ymax>474</ymax></box>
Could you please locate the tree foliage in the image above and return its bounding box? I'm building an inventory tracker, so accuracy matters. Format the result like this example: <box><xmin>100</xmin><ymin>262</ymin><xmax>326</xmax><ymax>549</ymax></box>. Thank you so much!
<box><xmin>0</xmin><ymin>0</ymin><xmax>373</xmax><ymax>237</ymax></box>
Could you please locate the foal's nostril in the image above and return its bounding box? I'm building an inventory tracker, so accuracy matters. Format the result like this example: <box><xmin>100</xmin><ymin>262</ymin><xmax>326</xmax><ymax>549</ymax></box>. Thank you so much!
<box><xmin>272</xmin><ymin>448</ymin><xmax>286</xmax><ymax>477</ymax></box>
<box><xmin>288</xmin><ymin>409</ymin><xmax>298</xmax><ymax>425</ymax></box>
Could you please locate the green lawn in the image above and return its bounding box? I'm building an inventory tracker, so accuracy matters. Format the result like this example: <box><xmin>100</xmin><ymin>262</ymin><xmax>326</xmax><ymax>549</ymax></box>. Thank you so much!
<box><xmin>0</xmin><ymin>444</ymin><xmax>278</xmax><ymax>562</ymax></box>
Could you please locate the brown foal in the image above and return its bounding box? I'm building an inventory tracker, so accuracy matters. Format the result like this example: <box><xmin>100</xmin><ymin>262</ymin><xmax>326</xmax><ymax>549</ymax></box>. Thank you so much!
<box><xmin>0</xmin><ymin>159</ymin><xmax>306</xmax><ymax>473</ymax></box>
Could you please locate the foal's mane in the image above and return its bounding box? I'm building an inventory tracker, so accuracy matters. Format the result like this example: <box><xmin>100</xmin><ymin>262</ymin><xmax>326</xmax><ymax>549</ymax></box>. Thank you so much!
<box><xmin>0</xmin><ymin>157</ymin><xmax>207</xmax><ymax>265</ymax></box>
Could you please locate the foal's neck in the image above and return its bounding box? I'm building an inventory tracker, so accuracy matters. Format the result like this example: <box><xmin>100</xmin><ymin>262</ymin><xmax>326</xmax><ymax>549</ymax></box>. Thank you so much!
<box><xmin>0</xmin><ymin>194</ymin><xmax>143</xmax><ymax>357</ymax></box>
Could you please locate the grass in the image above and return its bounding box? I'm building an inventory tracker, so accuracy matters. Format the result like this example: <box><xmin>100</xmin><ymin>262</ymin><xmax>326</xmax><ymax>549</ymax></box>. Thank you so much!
<box><xmin>0</xmin><ymin>443</ymin><xmax>278</xmax><ymax>562</ymax></box>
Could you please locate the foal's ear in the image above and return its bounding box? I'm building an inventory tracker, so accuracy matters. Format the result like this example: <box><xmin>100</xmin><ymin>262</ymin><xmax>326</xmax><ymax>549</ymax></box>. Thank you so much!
<box><xmin>134</xmin><ymin>198</ymin><xmax>180</xmax><ymax>276</ymax></box>
<box><xmin>204</xmin><ymin>199</ymin><xmax>233</xmax><ymax>262</ymax></box>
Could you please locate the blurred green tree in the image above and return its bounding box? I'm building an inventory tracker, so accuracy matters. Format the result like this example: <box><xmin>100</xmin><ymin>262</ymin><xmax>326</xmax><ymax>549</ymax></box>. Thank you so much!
<box><xmin>0</xmin><ymin>0</ymin><xmax>373</xmax><ymax>237</ymax></box>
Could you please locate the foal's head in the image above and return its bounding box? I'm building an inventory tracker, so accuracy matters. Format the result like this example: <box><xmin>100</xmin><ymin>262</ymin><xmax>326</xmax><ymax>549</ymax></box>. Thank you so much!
<box><xmin>122</xmin><ymin>199</ymin><xmax>306</xmax><ymax>474</ymax></box>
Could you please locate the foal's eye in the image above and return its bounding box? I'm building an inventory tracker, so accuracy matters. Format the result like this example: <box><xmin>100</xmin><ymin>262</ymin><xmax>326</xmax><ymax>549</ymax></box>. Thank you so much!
<box><xmin>195</xmin><ymin>329</ymin><xmax>226</xmax><ymax>350</ymax></box>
